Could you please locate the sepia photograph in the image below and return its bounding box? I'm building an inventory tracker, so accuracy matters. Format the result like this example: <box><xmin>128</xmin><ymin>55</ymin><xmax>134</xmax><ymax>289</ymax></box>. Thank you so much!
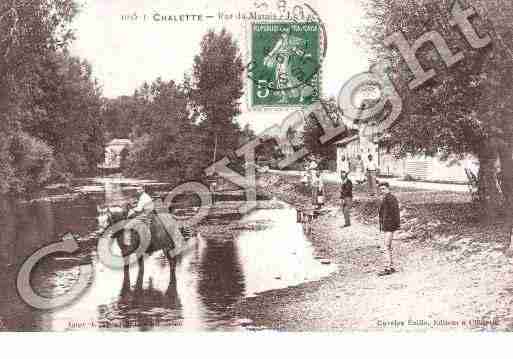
<box><xmin>1</xmin><ymin>0</ymin><xmax>513</xmax><ymax>343</ymax></box>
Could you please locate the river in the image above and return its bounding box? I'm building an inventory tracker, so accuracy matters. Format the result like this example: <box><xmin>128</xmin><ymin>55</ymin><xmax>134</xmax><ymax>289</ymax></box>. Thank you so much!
<box><xmin>0</xmin><ymin>177</ymin><xmax>335</xmax><ymax>331</ymax></box>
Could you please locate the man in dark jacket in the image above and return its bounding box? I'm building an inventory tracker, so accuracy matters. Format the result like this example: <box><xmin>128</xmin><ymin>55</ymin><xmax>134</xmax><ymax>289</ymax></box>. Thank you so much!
<box><xmin>378</xmin><ymin>182</ymin><xmax>400</xmax><ymax>276</ymax></box>
<box><xmin>340</xmin><ymin>171</ymin><xmax>353</xmax><ymax>227</ymax></box>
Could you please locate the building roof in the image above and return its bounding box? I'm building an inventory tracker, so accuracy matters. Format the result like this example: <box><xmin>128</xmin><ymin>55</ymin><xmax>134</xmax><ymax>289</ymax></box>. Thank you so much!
<box><xmin>106</xmin><ymin>139</ymin><xmax>133</xmax><ymax>146</ymax></box>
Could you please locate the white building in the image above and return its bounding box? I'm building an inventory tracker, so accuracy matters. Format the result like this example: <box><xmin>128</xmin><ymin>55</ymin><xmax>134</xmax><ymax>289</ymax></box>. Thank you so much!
<box><xmin>335</xmin><ymin>134</ymin><xmax>474</xmax><ymax>183</ymax></box>
<box><xmin>99</xmin><ymin>139</ymin><xmax>133</xmax><ymax>169</ymax></box>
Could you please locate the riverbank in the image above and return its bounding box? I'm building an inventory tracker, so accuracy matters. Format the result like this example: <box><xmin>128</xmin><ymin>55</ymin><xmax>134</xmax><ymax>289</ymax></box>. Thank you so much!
<box><xmin>230</xmin><ymin>173</ymin><xmax>513</xmax><ymax>331</ymax></box>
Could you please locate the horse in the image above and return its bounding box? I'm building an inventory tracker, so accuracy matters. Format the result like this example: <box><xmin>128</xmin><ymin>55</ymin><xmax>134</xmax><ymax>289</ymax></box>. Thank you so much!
<box><xmin>94</xmin><ymin>207</ymin><xmax>184</xmax><ymax>327</ymax></box>
<box><xmin>97</xmin><ymin>204</ymin><xmax>195</xmax><ymax>280</ymax></box>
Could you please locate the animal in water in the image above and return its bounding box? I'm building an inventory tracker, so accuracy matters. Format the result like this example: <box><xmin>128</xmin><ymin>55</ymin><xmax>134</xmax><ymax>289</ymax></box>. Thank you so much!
<box><xmin>97</xmin><ymin>205</ymin><xmax>195</xmax><ymax>277</ymax></box>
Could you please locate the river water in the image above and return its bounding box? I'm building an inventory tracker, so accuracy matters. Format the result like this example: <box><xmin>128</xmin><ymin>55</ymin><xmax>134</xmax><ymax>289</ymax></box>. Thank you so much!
<box><xmin>0</xmin><ymin>177</ymin><xmax>335</xmax><ymax>331</ymax></box>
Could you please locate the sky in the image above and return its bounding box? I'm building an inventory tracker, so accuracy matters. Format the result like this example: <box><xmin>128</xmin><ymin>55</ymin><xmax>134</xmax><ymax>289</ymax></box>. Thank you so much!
<box><xmin>70</xmin><ymin>0</ymin><xmax>371</xmax><ymax>134</ymax></box>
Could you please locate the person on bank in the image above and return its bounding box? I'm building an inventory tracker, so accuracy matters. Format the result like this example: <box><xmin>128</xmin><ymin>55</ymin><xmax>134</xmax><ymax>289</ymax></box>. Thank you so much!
<box><xmin>366</xmin><ymin>154</ymin><xmax>378</xmax><ymax>196</ymax></box>
<box><xmin>377</xmin><ymin>182</ymin><xmax>400</xmax><ymax>276</ymax></box>
<box><xmin>312</xmin><ymin>169</ymin><xmax>325</xmax><ymax>208</ymax></box>
<box><xmin>340</xmin><ymin>170</ymin><xmax>353</xmax><ymax>228</ymax></box>
<box><xmin>339</xmin><ymin>154</ymin><xmax>350</xmax><ymax>176</ymax></box>
<box><xmin>353</xmin><ymin>154</ymin><xmax>365</xmax><ymax>184</ymax></box>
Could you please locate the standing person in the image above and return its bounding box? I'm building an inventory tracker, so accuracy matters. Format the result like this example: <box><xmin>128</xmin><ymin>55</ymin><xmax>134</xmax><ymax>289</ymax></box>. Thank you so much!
<box><xmin>311</xmin><ymin>169</ymin><xmax>324</xmax><ymax>207</ymax></box>
<box><xmin>308</xmin><ymin>156</ymin><xmax>318</xmax><ymax>171</ymax></box>
<box><xmin>377</xmin><ymin>182</ymin><xmax>400</xmax><ymax>276</ymax></box>
<box><xmin>340</xmin><ymin>171</ymin><xmax>353</xmax><ymax>227</ymax></box>
<box><xmin>307</xmin><ymin>156</ymin><xmax>318</xmax><ymax>189</ymax></box>
<box><xmin>339</xmin><ymin>154</ymin><xmax>350</xmax><ymax>178</ymax></box>
<box><xmin>354</xmin><ymin>154</ymin><xmax>365</xmax><ymax>184</ymax></box>
<box><xmin>210</xmin><ymin>178</ymin><xmax>218</xmax><ymax>204</ymax></box>
<box><xmin>366</xmin><ymin>154</ymin><xmax>378</xmax><ymax>196</ymax></box>
<box><xmin>317</xmin><ymin>170</ymin><xmax>325</xmax><ymax>208</ymax></box>
<box><xmin>310</xmin><ymin>169</ymin><xmax>318</xmax><ymax>205</ymax></box>
<box><xmin>300</xmin><ymin>164</ymin><xmax>309</xmax><ymax>193</ymax></box>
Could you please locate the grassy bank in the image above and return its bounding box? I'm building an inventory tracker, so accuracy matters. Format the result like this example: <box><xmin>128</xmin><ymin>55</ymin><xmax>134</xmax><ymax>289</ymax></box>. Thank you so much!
<box><xmin>256</xmin><ymin>173</ymin><xmax>510</xmax><ymax>256</ymax></box>
<box><xmin>228</xmin><ymin>173</ymin><xmax>513</xmax><ymax>331</ymax></box>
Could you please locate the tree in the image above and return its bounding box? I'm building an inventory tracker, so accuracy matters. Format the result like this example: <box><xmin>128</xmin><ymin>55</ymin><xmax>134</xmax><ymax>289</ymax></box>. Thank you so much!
<box><xmin>23</xmin><ymin>52</ymin><xmax>104</xmax><ymax>174</ymax></box>
<box><xmin>0</xmin><ymin>0</ymin><xmax>96</xmax><ymax>194</ymax></box>
<box><xmin>124</xmin><ymin>78</ymin><xmax>206</xmax><ymax>183</ymax></box>
<box><xmin>255</xmin><ymin>136</ymin><xmax>283</xmax><ymax>161</ymax></box>
<box><xmin>101</xmin><ymin>96</ymin><xmax>140</xmax><ymax>140</ymax></box>
<box><xmin>192</xmin><ymin>29</ymin><xmax>245</xmax><ymax>165</ymax></box>
<box><xmin>240</xmin><ymin>123</ymin><xmax>256</xmax><ymax>146</ymax></box>
<box><xmin>0</xmin><ymin>0</ymin><xmax>77</xmax><ymax>126</ymax></box>
<box><xmin>361</xmin><ymin>0</ymin><xmax>513</xmax><ymax>218</ymax></box>
<box><xmin>302</xmin><ymin>98</ymin><xmax>347</xmax><ymax>169</ymax></box>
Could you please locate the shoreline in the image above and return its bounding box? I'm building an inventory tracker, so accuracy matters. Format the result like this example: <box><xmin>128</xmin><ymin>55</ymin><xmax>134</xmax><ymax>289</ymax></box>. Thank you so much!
<box><xmin>227</xmin><ymin>173</ymin><xmax>513</xmax><ymax>331</ymax></box>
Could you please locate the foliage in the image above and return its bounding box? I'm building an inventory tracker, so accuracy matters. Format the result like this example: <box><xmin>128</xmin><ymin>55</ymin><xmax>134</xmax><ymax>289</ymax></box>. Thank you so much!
<box><xmin>22</xmin><ymin>52</ymin><xmax>104</xmax><ymax>173</ymax></box>
<box><xmin>191</xmin><ymin>29</ymin><xmax>245</xmax><ymax>163</ymax></box>
<box><xmin>256</xmin><ymin>137</ymin><xmax>284</xmax><ymax>161</ymax></box>
<box><xmin>124</xmin><ymin>78</ymin><xmax>208</xmax><ymax>183</ymax></box>
<box><xmin>0</xmin><ymin>131</ymin><xmax>54</xmax><ymax>195</ymax></box>
<box><xmin>361</xmin><ymin>0</ymin><xmax>513</xmax><ymax>212</ymax></box>
<box><xmin>240</xmin><ymin>123</ymin><xmax>256</xmax><ymax>146</ymax></box>
<box><xmin>104</xmin><ymin>29</ymin><xmax>248</xmax><ymax>185</ymax></box>
<box><xmin>0</xmin><ymin>0</ymin><xmax>104</xmax><ymax>194</ymax></box>
<box><xmin>361</xmin><ymin>0</ymin><xmax>490</xmax><ymax>157</ymax></box>
<box><xmin>301</xmin><ymin>99</ymin><xmax>346</xmax><ymax>168</ymax></box>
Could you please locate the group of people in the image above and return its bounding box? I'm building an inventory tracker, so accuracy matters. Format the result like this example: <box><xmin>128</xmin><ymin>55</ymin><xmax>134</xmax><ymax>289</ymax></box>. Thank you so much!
<box><xmin>136</xmin><ymin>161</ymin><xmax>400</xmax><ymax>277</ymax></box>
<box><xmin>339</xmin><ymin>153</ymin><xmax>379</xmax><ymax>196</ymax></box>
<box><xmin>302</xmin><ymin>155</ymin><xmax>401</xmax><ymax>277</ymax></box>
<box><xmin>303</xmin><ymin>153</ymin><xmax>380</xmax><ymax>209</ymax></box>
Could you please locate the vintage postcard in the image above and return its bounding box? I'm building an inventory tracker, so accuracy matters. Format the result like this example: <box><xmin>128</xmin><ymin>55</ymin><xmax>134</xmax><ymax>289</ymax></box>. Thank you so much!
<box><xmin>2</xmin><ymin>0</ymin><xmax>513</xmax><ymax>340</ymax></box>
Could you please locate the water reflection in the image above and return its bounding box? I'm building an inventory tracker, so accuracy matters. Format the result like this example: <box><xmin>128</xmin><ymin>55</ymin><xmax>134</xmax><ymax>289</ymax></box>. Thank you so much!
<box><xmin>104</xmin><ymin>180</ymin><xmax>127</xmax><ymax>206</ymax></box>
<box><xmin>0</xmin><ymin>196</ymin><xmax>63</xmax><ymax>331</ymax></box>
<box><xmin>0</xmin><ymin>179</ymin><xmax>335</xmax><ymax>331</ymax></box>
<box><xmin>96</xmin><ymin>255</ymin><xmax>182</xmax><ymax>331</ymax></box>
<box><xmin>236</xmin><ymin>207</ymin><xmax>335</xmax><ymax>296</ymax></box>
<box><xmin>198</xmin><ymin>240</ymin><xmax>245</xmax><ymax>314</ymax></box>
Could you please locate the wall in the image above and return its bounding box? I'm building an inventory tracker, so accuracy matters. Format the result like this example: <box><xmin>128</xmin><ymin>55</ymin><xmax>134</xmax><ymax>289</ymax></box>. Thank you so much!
<box><xmin>339</xmin><ymin>138</ymin><xmax>473</xmax><ymax>183</ymax></box>
<box><xmin>380</xmin><ymin>149</ymin><xmax>473</xmax><ymax>183</ymax></box>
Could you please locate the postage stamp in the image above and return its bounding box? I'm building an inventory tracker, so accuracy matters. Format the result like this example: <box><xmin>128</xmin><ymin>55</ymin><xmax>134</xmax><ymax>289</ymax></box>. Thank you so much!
<box><xmin>247</xmin><ymin>21</ymin><xmax>322</xmax><ymax>110</ymax></box>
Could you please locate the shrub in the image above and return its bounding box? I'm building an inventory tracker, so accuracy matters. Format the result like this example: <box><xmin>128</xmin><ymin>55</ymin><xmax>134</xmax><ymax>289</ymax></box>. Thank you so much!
<box><xmin>4</xmin><ymin>131</ymin><xmax>55</xmax><ymax>194</ymax></box>
<box><xmin>125</xmin><ymin>134</ymin><xmax>152</xmax><ymax>175</ymax></box>
<box><xmin>0</xmin><ymin>132</ymin><xmax>15</xmax><ymax>195</ymax></box>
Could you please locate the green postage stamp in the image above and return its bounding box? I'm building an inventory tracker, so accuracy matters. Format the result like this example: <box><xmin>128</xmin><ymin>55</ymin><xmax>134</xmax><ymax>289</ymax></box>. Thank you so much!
<box><xmin>247</xmin><ymin>22</ymin><xmax>322</xmax><ymax>110</ymax></box>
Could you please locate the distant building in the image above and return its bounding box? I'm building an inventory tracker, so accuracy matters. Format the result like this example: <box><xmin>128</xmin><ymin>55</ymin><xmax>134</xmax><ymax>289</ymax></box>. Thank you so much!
<box><xmin>99</xmin><ymin>139</ymin><xmax>133</xmax><ymax>169</ymax></box>
<box><xmin>379</xmin><ymin>145</ymin><xmax>475</xmax><ymax>183</ymax></box>
<box><xmin>335</xmin><ymin>134</ymin><xmax>474</xmax><ymax>183</ymax></box>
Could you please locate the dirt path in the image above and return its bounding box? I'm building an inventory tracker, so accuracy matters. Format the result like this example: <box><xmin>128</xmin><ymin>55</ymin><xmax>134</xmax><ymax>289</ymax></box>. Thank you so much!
<box><xmin>231</xmin><ymin>174</ymin><xmax>513</xmax><ymax>331</ymax></box>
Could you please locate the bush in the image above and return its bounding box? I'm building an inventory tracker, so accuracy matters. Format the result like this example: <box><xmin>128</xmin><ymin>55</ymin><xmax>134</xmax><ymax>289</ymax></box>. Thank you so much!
<box><xmin>0</xmin><ymin>133</ymin><xmax>15</xmax><ymax>195</ymax></box>
<box><xmin>125</xmin><ymin>134</ymin><xmax>152</xmax><ymax>176</ymax></box>
<box><xmin>49</xmin><ymin>153</ymin><xmax>74</xmax><ymax>183</ymax></box>
<box><xmin>2</xmin><ymin>131</ymin><xmax>55</xmax><ymax>194</ymax></box>
<box><xmin>66</xmin><ymin>152</ymin><xmax>89</xmax><ymax>174</ymax></box>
